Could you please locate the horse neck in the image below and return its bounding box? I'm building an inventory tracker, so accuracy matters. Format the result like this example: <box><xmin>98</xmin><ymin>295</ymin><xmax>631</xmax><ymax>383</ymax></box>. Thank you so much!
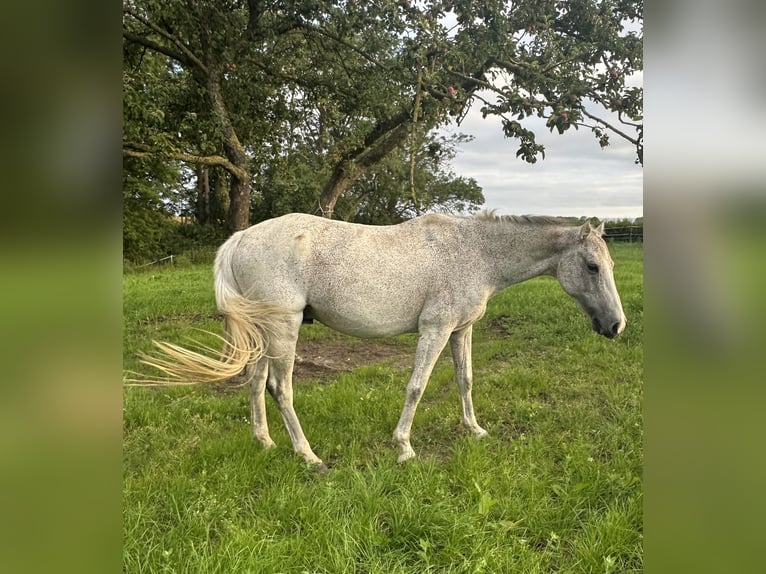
<box><xmin>478</xmin><ymin>221</ymin><xmax>574</xmax><ymax>289</ymax></box>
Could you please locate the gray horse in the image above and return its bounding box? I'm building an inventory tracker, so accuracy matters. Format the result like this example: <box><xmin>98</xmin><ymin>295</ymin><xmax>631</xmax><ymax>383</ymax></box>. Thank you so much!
<box><xmin>143</xmin><ymin>212</ymin><xmax>626</xmax><ymax>466</ymax></box>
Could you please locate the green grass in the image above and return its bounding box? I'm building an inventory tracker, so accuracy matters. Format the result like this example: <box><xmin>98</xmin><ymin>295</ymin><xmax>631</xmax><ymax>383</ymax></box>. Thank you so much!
<box><xmin>123</xmin><ymin>242</ymin><xmax>643</xmax><ymax>573</ymax></box>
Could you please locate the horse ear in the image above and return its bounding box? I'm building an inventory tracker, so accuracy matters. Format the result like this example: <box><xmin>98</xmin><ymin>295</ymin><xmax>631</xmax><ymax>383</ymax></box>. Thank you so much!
<box><xmin>595</xmin><ymin>222</ymin><xmax>605</xmax><ymax>236</ymax></box>
<box><xmin>579</xmin><ymin>222</ymin><xmax>591</xmax><ymax>240</ymax></box>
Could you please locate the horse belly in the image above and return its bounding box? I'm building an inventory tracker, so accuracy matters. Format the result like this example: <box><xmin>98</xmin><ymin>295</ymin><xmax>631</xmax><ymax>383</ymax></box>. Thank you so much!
<box><xmin>307</xmin><ymin>286</ymin><xmax>423</xmax><ymax>338</ymax></box>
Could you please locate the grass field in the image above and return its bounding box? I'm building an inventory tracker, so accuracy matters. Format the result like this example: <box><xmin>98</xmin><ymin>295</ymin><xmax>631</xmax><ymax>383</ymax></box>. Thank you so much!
<box><xmin>123</xmin><ymin>242</ymin><xmax>643</xmax><ymax>573</ymax></box>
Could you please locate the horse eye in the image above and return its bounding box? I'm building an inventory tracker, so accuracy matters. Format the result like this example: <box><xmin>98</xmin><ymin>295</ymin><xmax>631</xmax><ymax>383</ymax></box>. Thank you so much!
<box><xmin>586</xmin><ymin>262</ymin><xmax>599</xmax><ymax>274</ymax></box>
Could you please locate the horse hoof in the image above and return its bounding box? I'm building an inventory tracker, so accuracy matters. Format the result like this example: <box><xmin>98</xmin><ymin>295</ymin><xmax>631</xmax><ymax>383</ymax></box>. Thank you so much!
<box><xmin>397</xmin><ymin>449</ymin><xmax>417</xmax><ymax>464</ymax></box>
<box><xmin>255</xmin><ymin>436</ymin><xmax>277</xmax><ymax>449</ymax></box>
<box><xmin>473</xmin><ymin>428</ymin><xmax>489</xmax><ymax>440</ymax></box>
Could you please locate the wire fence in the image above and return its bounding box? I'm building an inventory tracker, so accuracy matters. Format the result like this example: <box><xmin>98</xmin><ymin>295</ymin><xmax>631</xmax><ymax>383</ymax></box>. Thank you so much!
<box><xmin>134</xmin><ymin>255</ymin><xmax>175</xmax><ymax>268</ymax></box>
<box><xmin>604</xmin><ymin>225</ymin><xmax>643</xmax><ymax>242</ymax></box>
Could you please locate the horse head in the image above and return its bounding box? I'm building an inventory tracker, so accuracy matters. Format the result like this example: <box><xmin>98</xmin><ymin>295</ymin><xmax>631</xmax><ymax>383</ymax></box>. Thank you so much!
<box><xmin>556</xmin><ymin>222</ymin><xmax>626</xmax><ymax>339</ymax></box>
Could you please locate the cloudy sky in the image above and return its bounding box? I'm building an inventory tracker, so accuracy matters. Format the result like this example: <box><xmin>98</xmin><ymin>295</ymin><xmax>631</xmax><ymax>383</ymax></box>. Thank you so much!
<box><xmin>442</xmin><ymin>93</ymin><xmax>643</xmax><ymax>221</ymax></box>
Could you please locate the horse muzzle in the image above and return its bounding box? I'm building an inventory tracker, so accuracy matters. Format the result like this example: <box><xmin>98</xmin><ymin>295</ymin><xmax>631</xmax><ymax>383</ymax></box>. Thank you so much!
<box><xmin>591</xmin><ymin>315</ymin><xmax>626</xmax><ymax>339</ymax></box>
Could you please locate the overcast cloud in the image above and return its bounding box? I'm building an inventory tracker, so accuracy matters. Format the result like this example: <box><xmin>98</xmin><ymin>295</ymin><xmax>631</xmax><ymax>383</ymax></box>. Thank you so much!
<box><xmin>443</xmin><ymin>95</ymin><xmax>643</xmax><ymax>221</ymax></box>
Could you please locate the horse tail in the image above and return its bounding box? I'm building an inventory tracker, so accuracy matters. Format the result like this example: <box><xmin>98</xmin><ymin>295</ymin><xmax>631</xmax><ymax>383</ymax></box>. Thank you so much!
<box><xmin>132</xmin><ymin>231</ymin><xmax>286</xmax><ymax>385</ymax></box>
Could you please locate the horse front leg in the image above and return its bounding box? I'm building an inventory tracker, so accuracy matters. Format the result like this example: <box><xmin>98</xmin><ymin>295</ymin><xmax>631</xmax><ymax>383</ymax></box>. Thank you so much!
<box><xmin>450</xmin><ymin>325</ymin><xmax>488</xmax><ymax>439</ymax></box>
<box><xmin>393</xmin><ymin>329</ymin><xmax>452</xmax><ymax>463</ymax></box>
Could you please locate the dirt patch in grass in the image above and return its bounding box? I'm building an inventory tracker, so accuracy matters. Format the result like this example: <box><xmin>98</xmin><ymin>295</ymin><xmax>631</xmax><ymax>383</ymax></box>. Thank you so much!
<box><xmin>210</xmin><ymin>338</ymin><xmax>415</xmax><ymax>392</ymax></box>
<box><xmin>486</xmin><ymin>315</ymin><xmax>532</xmax><ymax>337</ymax></box>
<box><xmin>294</xmin><ymin>339</ymin><xmax>413</xmax><ymax>382</ymax></box>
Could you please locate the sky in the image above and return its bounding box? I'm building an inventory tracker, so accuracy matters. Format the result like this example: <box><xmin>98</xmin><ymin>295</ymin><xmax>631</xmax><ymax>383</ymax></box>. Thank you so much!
<box><xmin>442</xmin><ymin>96</ymin><xmax>643</xmax><ymax>220</ymax></box>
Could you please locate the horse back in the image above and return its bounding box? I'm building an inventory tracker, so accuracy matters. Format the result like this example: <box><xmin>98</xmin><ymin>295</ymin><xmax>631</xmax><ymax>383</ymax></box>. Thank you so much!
<box><xmin>227</xmin><ymin>213</ymin><xmax>482</xmax><ymax>337</ymax></box>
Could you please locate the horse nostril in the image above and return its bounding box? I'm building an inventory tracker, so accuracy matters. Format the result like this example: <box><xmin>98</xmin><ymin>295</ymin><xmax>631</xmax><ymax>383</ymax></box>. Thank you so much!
<box><xmin>610</xmin><ymin>321</ymin><xmax>621</xmax><ymax>337</ymax></box>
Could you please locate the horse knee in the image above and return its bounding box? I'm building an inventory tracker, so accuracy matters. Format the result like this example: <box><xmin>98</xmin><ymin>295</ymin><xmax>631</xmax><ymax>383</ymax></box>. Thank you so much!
<box><xmin>405</xmin><ymin>382</ymin><xmax>425</xmax><ymax>403</ymax></box>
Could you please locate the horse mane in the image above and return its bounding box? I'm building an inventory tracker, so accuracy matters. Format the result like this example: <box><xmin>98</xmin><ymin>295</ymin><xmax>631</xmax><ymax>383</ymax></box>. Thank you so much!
<box><xmin>473</xmin><ymin>209</ymin><xmax>574</xmax><ymax>226</ymax></box>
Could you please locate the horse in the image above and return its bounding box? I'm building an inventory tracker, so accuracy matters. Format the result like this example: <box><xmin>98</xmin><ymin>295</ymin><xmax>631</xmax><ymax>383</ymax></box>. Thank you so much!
<box><xmin>140</xmin><ymin>211</ymin><xmax>626</xmax><ymax>468</ymax></box>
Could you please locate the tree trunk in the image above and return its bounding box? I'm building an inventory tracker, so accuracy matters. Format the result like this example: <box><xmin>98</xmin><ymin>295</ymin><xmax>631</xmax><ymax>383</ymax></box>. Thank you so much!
<box><xmin>318</xmin><ymin>119</ymin><xmax>412</xmax><ymax>218</ymax></box>
<box><xmin>211</xmin><ymin>168</ymin><xmax>230</xmax><ymax>224</ymax></box>
<box><xmin>195</xmin><ymin>165</ymin><xmax>210</xmax><ymax>224</ymax></box>
<box><xmin>205</xmin><ymin>69</ymin><xmax>251</xmax><ymax>232</ymax></box>
<box><xmin>227</xmin><ymin>174</ymin><xmax>250</xmax><ymax>232</ymax></box>
<box><xmin>317</xmin><ymin>161</ymin><xmax>358</xmax><ymax>219</ymax></box>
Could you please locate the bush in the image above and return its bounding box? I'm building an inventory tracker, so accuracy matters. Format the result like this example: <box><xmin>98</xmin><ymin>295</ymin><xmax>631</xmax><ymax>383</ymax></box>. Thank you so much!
<box><xmin>123</xmin><ymin>220</ymin><xmax>228</xmax><ymax>266</ymax></box>
<box><xmin>162</xmin><ymin>223</ymin><xmax>228</xmax><ymax>256</ymax></box>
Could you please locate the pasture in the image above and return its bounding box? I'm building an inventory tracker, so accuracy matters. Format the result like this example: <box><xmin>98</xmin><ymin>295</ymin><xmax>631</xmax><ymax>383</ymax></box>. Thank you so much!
<box><xmin>123</xmin><ymin>242</ymin><xmax>643</xmax><ymax>573</ymax></box>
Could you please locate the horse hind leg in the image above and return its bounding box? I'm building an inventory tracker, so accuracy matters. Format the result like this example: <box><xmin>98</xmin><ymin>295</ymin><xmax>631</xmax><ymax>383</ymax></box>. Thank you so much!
<box><xmin>265</xmin><ymin>313</ymin><xmax>324</xmax><ymax>468</ymax></box>
<box><xmin>267</xmin><ymin>361</ymin><xmax>324</xmax><ymax>467</ymax></box>
<box><xmin>247</xmin><ymin>358</ymin><xmax>276</xmax><ymax>449</ymax></box>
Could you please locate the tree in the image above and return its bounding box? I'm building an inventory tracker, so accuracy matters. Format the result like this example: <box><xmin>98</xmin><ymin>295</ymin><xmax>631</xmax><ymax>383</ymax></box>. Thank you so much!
<box><xmin>123</xmin><ymin>0</ymin><xmax>642</xmax><ymax>230</ymax></box>
<box><xmin>306</xmin><ymin>0</ymin><xmax>643</xmax><ymax>214</ymax></box>
<box><xmin>123</xmin><ymin>0</ymin><xmax>280</xmax><ymax>231</ymax></box>
<box><xmin>338</xmin><ymin>132</ymin><xmax>484</xmax><ymax>223</ymax></box>
<box><xmin>122</xmin><ymin>156</ymin><xmax>179</xmax><ymax>262</ymax></box>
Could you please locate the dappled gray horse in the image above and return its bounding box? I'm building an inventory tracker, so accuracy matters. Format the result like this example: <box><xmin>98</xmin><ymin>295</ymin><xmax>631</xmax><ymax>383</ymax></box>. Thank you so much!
<box><xmin>144</xmin><ymin>212</ymin><xmax>626</xmax><ymax>466</ymax></box>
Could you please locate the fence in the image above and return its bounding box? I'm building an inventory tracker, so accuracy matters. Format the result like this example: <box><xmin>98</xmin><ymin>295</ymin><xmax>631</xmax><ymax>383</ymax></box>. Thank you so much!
<box><xmin>604</xmin><ymin>225</ymin><xmax>643</xmax><ymax>243</ymax></box>
<box><xmin>134</xmin><ymin>255</ymin><xmax>175</xmax><ymax>268</ymax></box>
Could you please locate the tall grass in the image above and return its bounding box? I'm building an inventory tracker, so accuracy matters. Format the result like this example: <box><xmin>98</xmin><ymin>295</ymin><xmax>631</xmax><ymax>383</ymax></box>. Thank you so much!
<box><xmin>123</xmin><ymin>243</ymin><xmax>643</xmax><ymax>573</ymax></box>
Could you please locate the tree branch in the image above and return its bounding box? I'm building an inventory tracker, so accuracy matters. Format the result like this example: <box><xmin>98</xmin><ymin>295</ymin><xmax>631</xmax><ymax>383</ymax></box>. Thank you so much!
<box><xmin>123</xmin><ymin>143</ymin><xmax>247</xmax><ymax>180</ymax></box>
<box><xmin>486</xmin><ymin>56</ymin><xmax>527</xmax><ymax>75</ymax></box>
<box><xmin>581</xmin><ymin>109</ymin><xmax>639</xmax><ymax>146</ymax></box>
<box><xmin>246</xmin><ymin>0</ymin><xmax>304</xmax><ymax>40</ymax></box>
<box><xmin>122</xmin><ymin>31</ymin><xmax>190</xmax><ymax>66</ymax></box>
<box><xmin>356</xmin><ymin>120</ymin><xmax>412</xmax><ymax>170</ymax></box>
<box><xmin>302</xmin><ymin>24</ymin><xmax>389</xmax><ymax>71</ymax></box>
<box><xmin>123</xmin><ymin>7</ymin><xmax>208</xmax><ymax>73</ymax></box>
<box><xmin>444</xmin><ymin>69</ymin><xmax>506</xmax><ymax>97</ymax></box>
